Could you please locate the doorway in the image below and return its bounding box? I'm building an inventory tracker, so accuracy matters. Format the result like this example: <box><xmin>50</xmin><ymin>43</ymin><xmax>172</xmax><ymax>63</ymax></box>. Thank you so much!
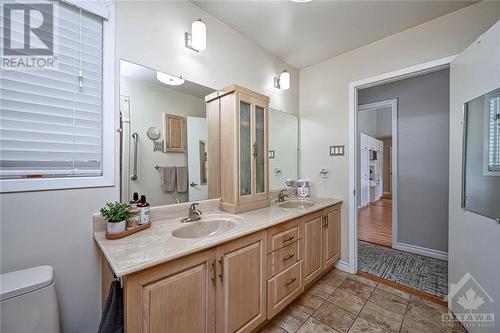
<box><xmin>348</xmin><ymin>57</ymin><xmax>453</xmax><ymax>303</ymax></box>
<box><xmin>357</xmin><ymin>99</ymin><xmax>397</xmax><ymax>249</ymax></box>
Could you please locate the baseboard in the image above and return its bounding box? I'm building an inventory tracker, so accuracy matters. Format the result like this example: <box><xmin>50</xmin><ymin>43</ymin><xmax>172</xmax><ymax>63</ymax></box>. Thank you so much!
<box><xmin>394</xmin><ymin>242</ymin><xmax>448</xmax><ymax>261</ymax></box>
<box><xmin>335</xmin><ymin>260</ymin><xmax>352</xmax><ymax>273</ymax></box>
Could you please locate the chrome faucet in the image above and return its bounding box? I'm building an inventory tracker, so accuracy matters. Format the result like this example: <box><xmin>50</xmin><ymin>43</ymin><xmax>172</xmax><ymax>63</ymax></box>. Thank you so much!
<box><xmin>276</xmin><ymin>190</ymin><xmax>289</xmax><ymax>203</ymax></box>
<box><xmin>181</xmin><ymin>203</ymin><xmax>202</xmax><ymax>223</ymax></box>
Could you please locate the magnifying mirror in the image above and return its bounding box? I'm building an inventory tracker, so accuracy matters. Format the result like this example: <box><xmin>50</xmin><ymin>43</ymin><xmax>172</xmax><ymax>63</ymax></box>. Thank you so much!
<box><xmin>146</xmin><ymin>127</ymin><xmax>161</xmax><ymax>140</ymax></box>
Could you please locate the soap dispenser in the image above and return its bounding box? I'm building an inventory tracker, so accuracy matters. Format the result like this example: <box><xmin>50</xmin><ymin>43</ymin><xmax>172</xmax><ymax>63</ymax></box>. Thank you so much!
<box><xmin>137</xmin><ymin>195</ymin><xmax>150</xmax><ymax>225</ymax></box>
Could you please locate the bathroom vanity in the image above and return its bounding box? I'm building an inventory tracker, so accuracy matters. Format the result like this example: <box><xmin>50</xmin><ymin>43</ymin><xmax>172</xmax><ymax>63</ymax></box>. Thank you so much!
<box><xmin>94</xmin><ymin>198</ymin><xmax>341</xmax><ymax>333</ymax></box>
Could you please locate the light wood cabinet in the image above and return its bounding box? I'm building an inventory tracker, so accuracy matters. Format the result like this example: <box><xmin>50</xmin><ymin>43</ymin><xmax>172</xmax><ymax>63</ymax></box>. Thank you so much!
<box><xmin>206</xmin><ymin>85</ymin><xmax>270</xmax><ymax>213</ymax></box>
<box><xmin>163</xmin><ymin>113</ymin><xmax>186</xmax><ymax>152</ymax></box>
<box><xmin>216</xmin><ymin>231</ymin><xmax>267</xmax><ymax>333</ymax></box>
<box><xmin>115</xmin><ymin>204</ymin><xmax>341</xmax><ymax>333</ymax></box>
<box><xmin>323</xmin><ymin>206</ymin><xmax>340</xmax><ymax>269</ymax></box>
<box><xmin>125</xmin><ymin>249</ymin><xmax>216</xmax><ymax>333</ymax></box>
<box><xmin>303</xmin><ymin>212</ymin><xmax>324</xmax><ymax>286</ymax></box>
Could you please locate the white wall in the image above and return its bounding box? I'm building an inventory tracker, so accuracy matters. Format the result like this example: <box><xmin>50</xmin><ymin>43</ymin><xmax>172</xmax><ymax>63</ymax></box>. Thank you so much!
<box><xmin>121</xmin><ymin>76</ymin><xmax>205</xmax><ymax>206</ymax></box>
<box><xmin>299</xmin><ymin>1</ymin><xmax>500</xmax><ymax>263</ymax></box>
<box><xmin>449</xmin><ymin>21</ymin><xmax>500</xmax><ymax>332</ymax></box>
<box><xmin>0</xmin><ymin>2</ymin><xmax>300</xmax><ymax>332</ymax></box>
<box><xmin>116</xmin><ymin>1</ymin><xmax>299</xmax><ymax>116</ymax></box>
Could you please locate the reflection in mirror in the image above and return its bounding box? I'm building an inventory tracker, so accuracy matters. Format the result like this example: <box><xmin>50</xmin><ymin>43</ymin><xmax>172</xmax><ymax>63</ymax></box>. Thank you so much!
<box><xmin>268</xmin><ymin>109</ymin><xmax>299</xmax><ymax>190</ymax></box>
<box><xmin>120</xmin><ymin>60</ymin><xmax>215</xmax><ymax>206</ymax></box>
<box><xmin>462</xmin><ymin>87</ymin><xmax>500</xmax><ymax>220</ymax></box>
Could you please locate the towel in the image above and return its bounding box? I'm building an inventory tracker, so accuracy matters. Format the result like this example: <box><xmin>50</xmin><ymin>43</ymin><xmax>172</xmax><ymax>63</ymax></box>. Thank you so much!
<box><xmin>160</xmin><ymin>166</ymin><xmax>176</xmax><ymax>192</ymax></box>
<box><xmin>98</xmin><ymin>280</ymin><xmax>123</xmax><ymax>333</ymax></box>
<box><xmin>176</xmin><ymin>166</ymin><xmax>188</xmax><ymax>193</ymax></box>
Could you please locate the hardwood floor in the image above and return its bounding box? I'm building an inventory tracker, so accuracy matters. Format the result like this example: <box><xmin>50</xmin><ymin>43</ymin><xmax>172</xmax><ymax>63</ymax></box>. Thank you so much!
<box><xmin>357</xmin><ymin>198</ymin><xmax>392</xmax><ymax>247</ymax></box>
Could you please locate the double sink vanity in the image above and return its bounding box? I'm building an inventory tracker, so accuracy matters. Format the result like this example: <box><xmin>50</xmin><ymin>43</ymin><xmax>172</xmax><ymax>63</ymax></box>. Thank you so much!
<box><xmin>96</xmin><ymin>74</ymin><xmax>342</xmax><ymax>332</ymax></box>
<box><xmin>94</xmin><ymin>197</ymin><xmax>341</xmax><ymax>332</ymax></box>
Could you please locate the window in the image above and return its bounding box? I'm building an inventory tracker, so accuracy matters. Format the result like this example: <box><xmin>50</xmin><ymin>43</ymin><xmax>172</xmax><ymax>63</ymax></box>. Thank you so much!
<box><xmin>0</xmin><ymin>0</ymin><xmax>114</xmax><ymax>192</ymax></box>
<box><xmin>487</xmin><ymin>94</ymin><xmax>500</xmax><ymax>172</ymax></box>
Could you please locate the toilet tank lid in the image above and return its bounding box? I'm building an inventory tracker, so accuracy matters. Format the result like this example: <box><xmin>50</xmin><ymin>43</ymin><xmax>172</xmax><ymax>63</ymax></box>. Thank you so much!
<box><xmin>0</xmin><ymin>266</ymin><xmax>54</xmax><ymax>301</ymax></box>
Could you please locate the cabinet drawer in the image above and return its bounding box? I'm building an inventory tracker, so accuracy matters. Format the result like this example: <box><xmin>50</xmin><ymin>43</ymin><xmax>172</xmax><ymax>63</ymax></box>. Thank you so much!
<box><xmin>267</xmin><ymin>240</ymin><xmax>303</xmax><ymax>278</ymax></box>
<box><xmin>267</xmin><ymin>260</ymin><xmax>303</xmax><ymax>318</ymax></box>
<box><xmin>269</xmin><ymin>226</ymin><xmax>299</xmax><ymax>253</ymax></box>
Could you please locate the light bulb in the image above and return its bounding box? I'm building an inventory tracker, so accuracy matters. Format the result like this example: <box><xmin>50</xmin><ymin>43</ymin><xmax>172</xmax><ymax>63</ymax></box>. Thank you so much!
<box><xmin>191</xmin><ymin>19</ymin><xmax>206</xmax><ymax>51</ymax></box>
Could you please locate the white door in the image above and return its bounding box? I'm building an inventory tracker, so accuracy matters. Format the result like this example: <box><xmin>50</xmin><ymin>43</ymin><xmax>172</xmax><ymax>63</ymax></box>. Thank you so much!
<box><xmin>187</xmin><ymin>117</ymin><xmax>208</xmax><ymax>202</ymax></box>
<box><xmin>449</xmin><ymin>21</ymin><xmax>500</xmax><ymax>330</ymax></box>
<box><xmin>360</xmin><ymin>133</ymin><xmax>370</xmax><ymax>206</ymax></box>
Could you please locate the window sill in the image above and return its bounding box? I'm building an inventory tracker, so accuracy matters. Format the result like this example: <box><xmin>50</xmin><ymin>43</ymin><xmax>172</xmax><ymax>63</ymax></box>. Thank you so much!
<box><xmin>0</xmin><ymin>175</ymin><xmax>115</xmax><ymax>193</ymax></box>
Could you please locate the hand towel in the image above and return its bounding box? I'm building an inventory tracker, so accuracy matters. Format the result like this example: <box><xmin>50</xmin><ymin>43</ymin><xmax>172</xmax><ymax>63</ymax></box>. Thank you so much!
<box><xmin>176</xmin><ymin>166</ymin><xmax>188</xmax><ymax>193</ymax></box>
<box><xmin>160</xmin><ymin>166</ymin><xmax>176</xmax><ymax>192</ymax></box>
<box><xmin>98</xmin><ymin>280</ymin><xmax>124</xmax><ymax>333</ymax></box>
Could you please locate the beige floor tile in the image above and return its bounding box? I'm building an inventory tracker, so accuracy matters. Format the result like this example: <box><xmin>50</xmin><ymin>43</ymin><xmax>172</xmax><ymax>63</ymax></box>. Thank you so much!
<box><xmin>406</xmin><ymin>296</ymin><xmax>451</xmax><ymax>329</ymax></box>
<box><xmin>312</xmin><ymin>302</ymin><xmax>356</xmax><ymax>333</ymax></box>
<box><xmin>258</xmin><ymin>321</ymin><xmax>289</xmax><ymax>333</ymax></box>
<box><xmin>348</xmin><ymin>274</ymin><xmax>378</xmax><ymax>287</ymax></box>
<box><xmin>293</xmin><ymin>290</ymin><xmax>326</xmax><ymax>315</ymax></box>
<box><xmin>273</xmin><ymin>304</ymin><xmax>310</xmax><ymax>333</ymax></box>
<box><xmin>327</xmin><ymin>289</ymin><xmax>366</xmax><ymax>315</ymax></box>
<box><xmin>296</xmin><ymin>317</ymin><xmax>340</xmax><ymax>333</ymax></box>
<box><xmin>358</xmin><ymin>301</ymin><xmax>403</xmax><ymax>333</ymax></box>
<box><xmin>375</xmin><ymin>283</ymin><xmax>411</xmax><ymax>301</ymax></box>
<box><xmin>369</xmin><ymin>288</ymin><xmax>408</xmax><ymax>315</ymax></box>
<box><xmin>400</xmin><ymin>316</ymin><xmax>447</xmax><ymax>333</ymax></box>
<box><xmin>338</xmin><ymin>278</ymin><xmax>375</xmax><ymax>299</ymax></box>
<box><xmin>307</xmin><ymin>278</ymin><xmax>339</xmax><ymax>299</ymax></box>
<box><xmin>348</xmin><ymin>317</ymin><xmax>388</xmax><ymax>333</ymax></box>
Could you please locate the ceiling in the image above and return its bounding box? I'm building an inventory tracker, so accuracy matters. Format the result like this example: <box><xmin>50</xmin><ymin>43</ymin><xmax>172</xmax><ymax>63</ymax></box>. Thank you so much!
<box><xmin>120</xmin><ymin>60</ymin><xmax>215</xmax><ymax>98</ymax></box>
<box><xmin>193</xmin><ymin>1</ymin><xmax>475</xmax><ymax>69</ymax></box>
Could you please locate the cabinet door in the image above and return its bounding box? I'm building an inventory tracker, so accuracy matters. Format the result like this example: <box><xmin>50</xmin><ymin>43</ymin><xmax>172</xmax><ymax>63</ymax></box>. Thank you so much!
<box><xmin>323</xmin><ymin>206</ymin><xmax>340</xmax><ymax>269</ymax></box>
<box><xmin>238</xmin><ymin>95</ymin><xmax>253</xmax><ymax>203</ymax></box>
<box><xmin>216</xmin><ymin>231</ymin><xmax>266</xmax><ymax>333</ymax></box>
<box><xmin>253</xmin><ymin>100</ymin><xmax>268</xmax><ymax>201</ymax></box>
<box><xmin>164</xmin><ymin>113</ymin><xmax>185</xmax><ymax>152</ymax></box>
<box><xmin>125</xmin><ymin>250</ymin><xmax>216</xmax><ymax>333</ymax></box>
<box><xmin>303</xmin><ymin>215</ymin><xmax>323</xmax><ymax>286</ymax></box>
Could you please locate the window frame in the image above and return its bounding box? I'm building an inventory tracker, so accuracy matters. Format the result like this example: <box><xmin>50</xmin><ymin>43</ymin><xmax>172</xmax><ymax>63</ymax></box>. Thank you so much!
<box><xmin>0</xmin><ymin>1</ymin><xmax>116</xmax><ymax>193</ymax></box>
<box><xmin>483</xmin><ymin>91</ymin><xmax>500</xmax><ymax>176</ymax></box>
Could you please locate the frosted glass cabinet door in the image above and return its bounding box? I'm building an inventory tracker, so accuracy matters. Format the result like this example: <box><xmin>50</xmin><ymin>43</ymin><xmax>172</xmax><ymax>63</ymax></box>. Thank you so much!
<box><xmin>255</xmin><ymin>105</ymin><xmax>266</xmax><ymax>195</ymax></box>
<box><xmin>240</xmin><ymin>101</ymin><xmax>252</xmax><ymax>197</ymax></box>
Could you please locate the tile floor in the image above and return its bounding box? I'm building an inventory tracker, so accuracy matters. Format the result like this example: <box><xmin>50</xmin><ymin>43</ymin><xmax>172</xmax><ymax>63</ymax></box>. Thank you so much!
<box><xmin>259</xmin><ymin>268</ymin><xmax>467</xmax><ymax>333</ymax></box>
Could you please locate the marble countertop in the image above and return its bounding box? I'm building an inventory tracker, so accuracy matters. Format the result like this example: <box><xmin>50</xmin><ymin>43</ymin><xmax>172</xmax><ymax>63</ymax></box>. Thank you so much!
<box><xmin>93</xmin><ymin>197</ymin><xmax>342</xmax><ymax>277</ymax></box>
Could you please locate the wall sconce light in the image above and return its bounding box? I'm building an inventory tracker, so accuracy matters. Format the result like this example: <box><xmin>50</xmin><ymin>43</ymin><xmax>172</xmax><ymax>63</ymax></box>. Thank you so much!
<box><xmin>185</xmin><ymin>19</ymin><xmax>206</xmax><ymax>52</ymax></box>
<box><xmin>274</xmin><ymin>70</ymin><xmax>290</xmax><ymax>90</ymax></box>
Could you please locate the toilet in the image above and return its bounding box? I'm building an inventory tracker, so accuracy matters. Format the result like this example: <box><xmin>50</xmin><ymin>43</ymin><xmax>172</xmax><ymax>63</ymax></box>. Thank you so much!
<box><xmin>1</xmin><ymin>266</ymin><xmax>61</xmax><ymax>333</ymax></box>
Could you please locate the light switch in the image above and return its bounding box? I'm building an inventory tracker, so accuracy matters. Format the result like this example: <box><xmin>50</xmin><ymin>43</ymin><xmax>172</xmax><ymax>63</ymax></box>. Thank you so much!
<box><xmin>330</xmin><ymin>145</ymin><xmax>345</xmax><ymax>156</ymax></box>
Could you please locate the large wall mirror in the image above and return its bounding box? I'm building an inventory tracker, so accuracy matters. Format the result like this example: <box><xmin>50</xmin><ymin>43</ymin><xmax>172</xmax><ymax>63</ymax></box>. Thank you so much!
<box><xmin>268</xmin><ymin>109</ymin><xmax>299</xmax><ymax>190</ymax></box>
<box><xmin>462</xmin><ymin>87</ymin><xmax>500</xmax><ymax>221</ymax></box>
<box><xmin>119</xmin><ymin>60</ymin><xmax>215</xmax><ymax>206</ymax></box>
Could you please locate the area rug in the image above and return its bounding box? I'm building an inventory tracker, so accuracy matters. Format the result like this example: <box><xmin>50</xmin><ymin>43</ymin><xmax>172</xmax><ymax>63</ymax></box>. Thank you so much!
<box><xmin>358</xmin><ymin>241</ymin><xmax>448</xmax><ymax>300</ymax></box>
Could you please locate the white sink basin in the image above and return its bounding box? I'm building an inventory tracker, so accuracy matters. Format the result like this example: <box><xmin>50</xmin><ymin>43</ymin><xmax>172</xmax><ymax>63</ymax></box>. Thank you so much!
<box><xmin>278</xmin><ymin>200</ymin><xmax>314</xmax><ymax>209</ymax></box>
<box><xmin>172</xmin><ymin>215</ymin><xmax>242</xmax><ymax>239</ymax></box>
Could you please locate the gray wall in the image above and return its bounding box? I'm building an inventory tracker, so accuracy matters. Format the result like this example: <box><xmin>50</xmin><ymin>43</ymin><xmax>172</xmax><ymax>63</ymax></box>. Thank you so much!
<box><xmin>358</xmin><ymin>69</ymin><xmax>450</xmax><ymax>253</ymax></box>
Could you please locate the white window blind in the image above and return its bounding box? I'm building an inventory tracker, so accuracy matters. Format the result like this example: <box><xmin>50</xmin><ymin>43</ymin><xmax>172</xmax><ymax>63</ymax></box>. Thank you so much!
<box><xmin>488</xmin><ymin>94</ymin><xmax>500</xmax><ymax>172</ymax></box>
<box><xmin>0</xmin><ymin>1</ymin><xmax>104</xmax><ymax>179</ymax></box>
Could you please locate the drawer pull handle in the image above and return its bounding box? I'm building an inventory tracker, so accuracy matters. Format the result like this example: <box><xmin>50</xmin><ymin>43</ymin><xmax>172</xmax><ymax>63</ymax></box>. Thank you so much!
<box><xmin>285</xmin><ymin>278</ymin><xmax>297</xmax><ymax>286</ymax></box>
<box><xmin>283</xmin><ymin>254</ymin><xmax>295</xmax><ymax>262</ymax></box>
<box><xmin>218</xmin><ymin>257</ymin><xmax>224</xmax><ymax>282</ymax></box>
<box><xmin>283</xmin><ymin>236</ymin><xmax>295</xmax><ymax>244</ymax></box>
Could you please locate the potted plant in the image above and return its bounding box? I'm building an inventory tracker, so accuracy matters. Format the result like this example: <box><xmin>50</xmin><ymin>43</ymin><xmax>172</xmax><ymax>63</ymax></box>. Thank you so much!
<box><xmin>100</xmin><ymin>202</ymin><xmax>134</xmax><ymax>234</ymax></box>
